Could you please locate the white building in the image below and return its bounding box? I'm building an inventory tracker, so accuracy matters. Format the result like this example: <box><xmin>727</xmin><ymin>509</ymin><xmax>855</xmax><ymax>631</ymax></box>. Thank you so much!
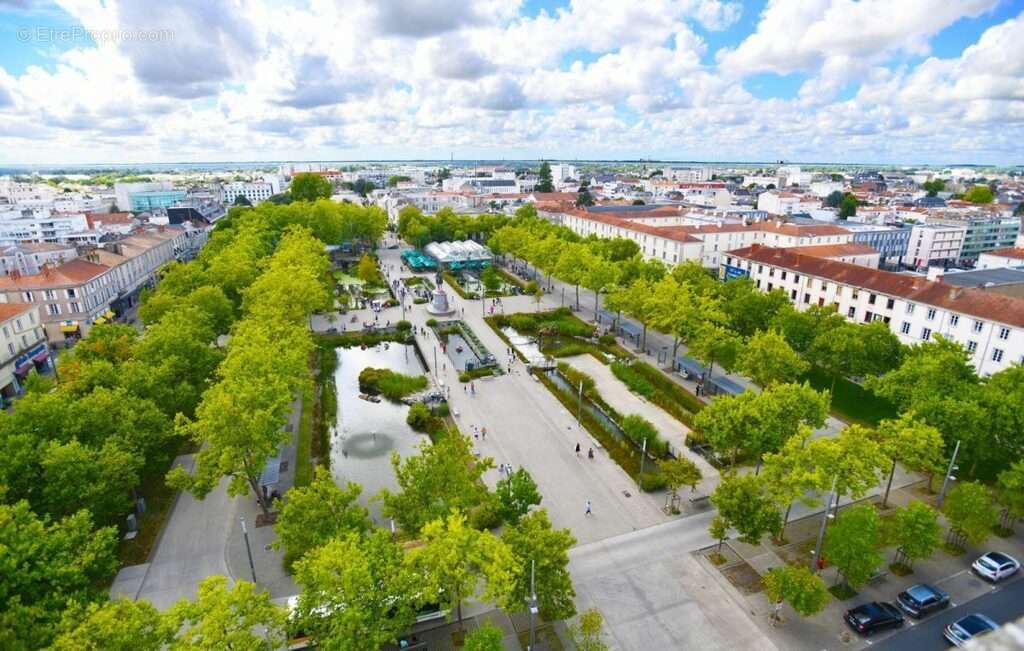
<box><xmin>0</xmin><ymin>242</ymin><xmax>77</xmax><ymax>276</ymax></box>
<box><xmin>223</xmin><ymin>177</ymin><xmax>281</xmax><ymax>205</ymax></box>
<box><xmin>908</xmin><ymin>223</ymin><xmax>966</xmax><ymax>270</ymax></box>
<box><xmin>0</xmin><ymin>303</ymin><xmax>48</xmax><ymax>403</ymax></box>
<box><xmin>809</xmin><ymin>181</ymin><xmax>844</xmax><ymax>198</ymax></box>
<box><xmin>978</xmin><ymin>247</ymin><xmax>1024</xmax><ymax>269</ymax></box>
<box><xmin>549</xmin><ymin>164</ymin><xmax>578</xmax><ymax>183</ymax></box>
<box><xmin>662</xmin><ymin>167</ymin><xmax>713</xmax><ymax>182</ymax></box>
<box><xmin>0</xmin><ymin>209</ymin><xmax>99</xmax><ymax>245</ymax></box>
<box><xmin>757</xmin><ymin>191</ymin><xmax>823</xmax><ymax>215</ymax></box>
<box><xmin>723</xmin><ymin>245</ymin><xmax>1024</xmax><ymax>376</ymax></box>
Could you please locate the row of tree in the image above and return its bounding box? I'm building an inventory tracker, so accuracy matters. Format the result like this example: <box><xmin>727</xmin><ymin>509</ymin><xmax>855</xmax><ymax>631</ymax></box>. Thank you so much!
<box><xmin>397</xmin><ymin>205</ymin><xmax>511</xmax><ymax>249</ymax></box>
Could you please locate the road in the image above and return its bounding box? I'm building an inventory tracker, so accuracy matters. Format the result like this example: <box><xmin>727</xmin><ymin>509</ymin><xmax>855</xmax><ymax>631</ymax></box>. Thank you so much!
<box><xmin>871</xmin><ymin>575</ymin><xmax>1024</xmax><ymax>650</ymax></box>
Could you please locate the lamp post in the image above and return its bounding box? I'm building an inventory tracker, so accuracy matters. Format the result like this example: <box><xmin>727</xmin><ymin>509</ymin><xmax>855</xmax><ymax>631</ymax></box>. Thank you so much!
<box><xmin>810</xmin><ymin>476</ymin><xmax>838</xmax><ymax>573</ymax></box>
<box><xmin>240</xmin><ymin>516</ymin><xmax>258</xmax><ymax>585</ymax></box>
<box><xmin>527</xmin><ymin>559</ymin><xmax>538</xmax><ymax>650</ymax></box>
<box><xmin>638</xmin><ymin>438</ymin><xmax>648</xmax><ymax>483</ymax></box>
<box><xmin>937</xmin><ymin>440</ymin><xmax>961</xmax><ymax>509</ymax></box>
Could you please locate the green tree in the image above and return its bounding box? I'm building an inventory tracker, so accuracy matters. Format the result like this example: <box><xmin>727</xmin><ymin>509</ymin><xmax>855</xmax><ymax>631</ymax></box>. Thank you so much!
<box><xmin>463</xmin><ymin>621</ymin><xmax>505</xmax><ymax>651</ymax></box>
<box><xmin>876</xmin><ymin>413</ymin><xmax>944</xmax><ymax>507</ymax></box>
<box><xmin>620</xmin><ymin>414</ymin><xmax>666</xmax><ymax>456</ymax></box>
<box><xmin>710</xmin><ymin>473</ymin><xmax>781</xmax><ymax>545</ymax></box>
<box><xmin>292</xmin><ymin>531</ymin><xmax>415</xmax><ymax>651</ymax></box>
<box><xmin>576</xmin><ymin>178</ymin><xmax>595</xmax><ymax>207</ymax></box>
<box><xmin>942</xmin><ymin>482</ymin><xmax>997</xmax><ymax>548</ymax></box>
<box><xmin>770</xmin><ymin>304</ymin><xmax>843</xmax><ymax>354</ymax></box>
<box><xmin>694</xmin><ymin>391</ymin><xmax>756</xmax><ymax>467</ymax></box>
<box><xmin>408</xmin><ymin>511</ymin><xmax>516</xmax><ymax>629</ymax></box>
<box><xmin>52</xmin><ymin>598</ymin><xmax>171</xmax><ymax>651</ymax></box>
<box><xmin>737</xmin><ymin>329</ymin><xmax>809</xmax><ymax>387</ymax></box>
<box><xmin>838</xmin><ymin>194</ymin><xmax>858</xmax><ymax>218</ymax></box>
<box><xmin>273</xmin><ymin>467</ymin><xmax>371</xmax><ymax>565</ymax></box>
<box><xmin>166</xmin><ymin>576</ymin><xmax>285</xmax><ymax>651</ymax></box>
<box><xmin>922</xmin><ymin>179</ymin><xmax>945</xmax><ymax>197</ymax></box>
<box><xmin>0</xmin><ymin>502</ymin><xmax>118</xmax><ymax>649</ymax></box>
<box><xmin>569</xmin><ymin>609</ymin><xmax>609</xmax><ymax>651</ymax></box>
<box><xmin>386</xmin><ymin>174</ymin><xmax>412</xmax><ymax>187</ymax></box>
<box><xmin>605</xmin><ymin>278</ymin><xmax>659</xmax><ymax>350</ymax></box>
<box><xmin>503</xmin><ymin>510</ymin><xmax>577</xmax><ymax>621</ymax></box>
<box><xmin>233</xmin><ymin>194</ymin><xmax>252</xmax><ymax>207</ymax></box>
<box><xmin>480</xmin><ymin>266</ymin><xmax>502</xmax><ymax>292</ymax></box>
<box><xmin>886</xmin><ymin>502</ymin><xmax>941</xmax><ymax>570</ymax></box>
<box><xmin>720</xmin><ymin>280</ymin><xmax>788</xmax><ymax>337</ymax></box>
<box><xmin>583</xmin><ymin>255</ymin><xmax>619</xmax><ymax>314</ymax></box>
<box><xmin>996</xmin><ymin>460</ymin><xmax>1024</xmax><ymax>532</ymax></box>
<box><xmin>380</xmin><ymin>434</ymin><xmax>493</xmax><ymax>534</ymax></box>
<box><xmin>824</xmin><ymin>190</ymin><xmax>844</xmax><ymax>208</ymax></box>
<box><xmin>806</xmin><ymin>424</ymin><xmax>888</xmax><ymax>502</ymax></box>
<box><xmin>495</xmin><ymin>467</ymin><xmax>542</xmax><ymax>525</ymax></box>
<box><xmin>709</xmin><ymin>515</ymin><xmax>728</xmax><ymax>552</ymax></box>
<box><xmin>555</xmin><ymin>243</ymin><xmax>591</xmax><ymax>309</ymax></box>
<box><xmin>763</xmin><ymin>565</ymin><xmax>830</xmax><ymax>622</ymax></box>
<box><xmin>963</xmin><ymin>185</ymin><xmax>994</xmax><ymax>203</ymax></box>
<box><xmin>823</xmin><ymin>504</ymin><xmax>883</xmax><ymax>589</ymax></box>
<box><xmin>289</xmin><ymin>173</ymin><xmax>333</xmax><ymax>202</ymax></box>
<box><xmin>762</xmin><ymin>427</ymin><xmax>832</xmax><ymax>536</ymax></box>
<box><xmin>658</xmin><ymin>456</ymin><xmax>702</xmax><ymax>511</ymax></box>
<box><xmin>536</xmin><ymin>162</ymin><xmax>554</xmax><ymax>193</ymax></box>
<box><xmin>688</xmin><ymin>322</ymin><xmax>741</xmax><ymax>378</ymax></box>
<box><xmin>39</xmin><ymin>438</ymin><xmax>142</xmax><ymax>525</ymax></box>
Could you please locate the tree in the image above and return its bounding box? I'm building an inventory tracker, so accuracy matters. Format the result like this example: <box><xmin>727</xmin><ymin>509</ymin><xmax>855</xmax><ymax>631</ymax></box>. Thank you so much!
<box><xmin>380</xmin><ymin>434</ymin><xmax>493</xmax><ymax>534</ymax></box>
<box><xmin>824</xmin><ymin>190</ymin><xmax>844</xmax><ymax>208</ymax></box>
<box><xmin>876</xmin><ymin>413</ymin><xmax>944</xmax><ymax>507</ymax></box>
<box><xmin>480</xmin><ymin>266</ymin><xmax>502</xmax><ymax>293</ymax></box>
<box><xmin>290</xmin><ymin>173</ymin><xmax>333</xmax><ymax>202</ymax></box>
<box><xmin>806</xmin><ymin>424</ymin><xmax>888</xmax><ymax>502</ymax></box>
<box><xmin>351</xmin><ymin>178</ymin><xmax>375</xmax><ymax>196</ymax></box>
<box><xmin>583</xmin><ymin>256</ymin><xmax>619</xmax><ymax>315</ymax></box>
<box><xmin>763</xmin><ymin>565</ymin><xmax>830</xmax><ymax>622</ymax></box>
<box><xmin>709</xmin><ymin>515</ymin><xmax>728</xmax><ymax>552</ymax></box>
<box><xmin>463</xmin><ymin>621</ymin><xmax>505</xmax><ymax>650</ymax></box>
<box><xmin>0</xmin><ymin>503</ymin><xmax>118</xmax><ymax>649</ymax></box>
<box><xmin>39</xmin><ymin>438</ymin><xmax>142</xmax><ymax>525</ymax></box>
<box><xmin>576</xmin><ymin>179</ymin><xmax>595</xmax><ymax>207</ymax></box>
<box><xmin>536</xmin><ymin>162</ymin><xmax>554</xmax><ymax>193</ymax></box>
<box><xmin>503</xmin><ymin>510</ymin><xmax>577</xmax><ymax>621</ymax></box>
<box><xmin>922</xmin><ymin>179</ymin><xmax>945</xmax><ymax>197</ymax></box>
<box><xmin>823</xmin><ymin>504</ymin><xmax>883</xmax><ymax>589</ymax></box>
<box><xmin>942</xmin><ymin>482</ymin><xmax>997</xmax><ymax>549</ymax></box>
<box><xmin>355</xmin><ymin>253</ymin><xmax>378</xmax><ymax>285</ymax></box>
<box><xmin>233</xmin><ymin>194</ymin><xmax>252</xmax><ymax>207</ymax></box>
<box><xmin>996</xmin><ymin>460</ymin><xmax>1024</xmax><ymax>532</ymax></box>
<box><xmin>710</xmin><ymin>474</ymin><xmax>781</xmax><ymax>545</ymax></box>
<box><xmin>273</xmin><ymin>467</ymin><xmax>371</xmax><ymax>565</ymax></box>
<box><xmin>53</xmin><ymin>598</ymin><xmax>171</xmax><ymax>651</ymax></box>
<box><xmin>165</xmin><ymin>576</ymin><xmax>285</xmax><ymax>651</ymax></box>
<box><xmin>688</xmin><ymin>322</ymin><xmax>741</xmax><ymax>379</ymax></box>
<box><xmin>963</xmin><ymin>185</ymin><xmax>994</xmax><ymax>203</ymax></box>
<box><xmin>555</xmin><ymin>244</ymin><xmax>591</xmax><ymax>309</ymax></box>
<box><xmin>737</xmin><ymin>329</ymin><xmax>809</xmax><ymax>387</ymax></box>
<box><xmin>292</xmin><ymin>532</ymin><xmax>416</xmax><ymax>651</ymax></box>
<box><xmin>838</xmin><ymin>194</ymin><xmax>858</xmax><ymax>219</ymax></box>
<box><xmin>569</xmin><ymin>609</ymin><xmax>609</xmax><ymax>651</ymax></box>
<box><xmin>762</xmin><ymin>427</ymin><xmax>831</xmax><ymax>536</ymax></box>
<box><xmin>495</xmin><ymin>467</ymin><xmax>542</xmax><ymax>525</ymax></box>
<box><xmin>886</xmin><ymin>502</ymin><xmax>941</xmax><ymax>570</ymax></box>
<box><xmin>658</xmin><ymin>456</ymin><xmax>702</xmax><ymax>511</ymax></box>
<box><xmin>408</xmin><ymin>512</ymin><xmax>516</xmax><ymax>629</ymax></box>
<box><xmin>694</xmin><ymin>391</ymin><xmax>757</xmax><ymax>468</ymax></box>
<box><xmin>770</xmin><ymin>304</ymin><xmax>843</xmax><ymax>354</ymax></box>
<box><xmin>386</xmin><ymin>174</ymin><xmax>412</xmax><ymax>187</ymax></box>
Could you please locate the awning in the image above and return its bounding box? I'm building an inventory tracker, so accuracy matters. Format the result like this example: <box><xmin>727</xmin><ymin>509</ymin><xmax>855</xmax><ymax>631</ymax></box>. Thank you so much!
<box><xmin>14</xmin><ymin>355</ymin><xmax>32</xmax><ymax>374</ymax></box>
<box><xmin>259</xmin><ymin>453</ymin><xmax>282</xmax><ymax>487</ymax></box>
<box><xmin>59</xmin><ymin>321</ymin><xmax>79</xmax><ymax>333</ymax></box>
<box><xmin>31</xmin><ymin>349</ymin><xmax>49</xmax><ymax>363</ymax></box>
<box><xmin>93</xmin><ymin>316</ymin><xmax>107</xmax><ymax>325</ymax></box>
<box><xmin>102</xmin><ymin>309</ymin><xmax>115</xmax><ymax>319</ymax></box>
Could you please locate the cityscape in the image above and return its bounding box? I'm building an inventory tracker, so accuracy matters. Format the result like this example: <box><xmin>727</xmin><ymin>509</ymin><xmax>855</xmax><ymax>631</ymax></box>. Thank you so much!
<box><xmin>1</xmin><ymin>2</ymin><xmax>1024</xmax><ymax>651</ymax></box>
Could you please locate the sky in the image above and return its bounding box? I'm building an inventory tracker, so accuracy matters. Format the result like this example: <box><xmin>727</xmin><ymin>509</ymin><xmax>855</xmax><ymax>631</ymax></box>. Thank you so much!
<box><xmin>0</xmin><ymin>0</ymin><xmax>1022</xmax><ymax>166</ymax></box>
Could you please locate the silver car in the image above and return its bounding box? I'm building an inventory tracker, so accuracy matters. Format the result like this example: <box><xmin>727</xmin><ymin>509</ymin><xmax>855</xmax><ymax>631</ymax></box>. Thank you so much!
<box><xmin>972</xmin><ymin>551</ymin><xmax>1020</xmax><ymax>582</ymax></box>
<box><xmin>944</xmin><ymin>613</ymin><xmax>998</xmax><ymax>647</ymax></box>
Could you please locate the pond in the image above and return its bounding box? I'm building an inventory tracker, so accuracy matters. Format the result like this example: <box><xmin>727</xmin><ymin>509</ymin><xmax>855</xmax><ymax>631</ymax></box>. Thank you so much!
<box><xmin>330</xmin><ymin>342</ymin><xmax>430</xmax><ymax>525</ymax></box>
<box><xmin>444</xmin><ymin>333</ymin><xmax>482</xmax><ymax>371</ymax></box>
<box><xmin>546</xmin><ymin>369</ymin><xmax>629</xmax><ymax>447</ymax></box>
<box><xmin>501</xmin><ymin>326</ymin><xmax>543</xmax><ymax>361</ymax></box>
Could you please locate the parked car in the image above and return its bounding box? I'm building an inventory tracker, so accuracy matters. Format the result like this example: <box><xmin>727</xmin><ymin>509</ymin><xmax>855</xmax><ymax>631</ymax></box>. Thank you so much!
<box><xmin>944</xmin><ymin>613</ymin><xmax>999</xmax><ymax>647</ymax></box>
<box><xmin>972</xmin><ymin>551</ymin><xmax>1020</xmax><ymax>582</ymax></box>
<box><xmin>896</xmin><ymin>583</ymin><xmax>950</xmax><ymax>618</ymax></box>
<box><xmin>844</xmin><ymin>601</ymin><xmax>905</xmax><ymax>635</ymax></box>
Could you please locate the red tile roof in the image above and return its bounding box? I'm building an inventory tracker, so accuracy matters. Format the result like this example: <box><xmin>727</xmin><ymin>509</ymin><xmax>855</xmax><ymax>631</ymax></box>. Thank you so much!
<box><xmin>0</xmin><ymin>258</ymin><xmax>109</xmax><ymax>289</ymax></box>
<box><xmin>984</xmin><ymin>247</ymin><xmax>1024</xmax><ymax>261</ymax></box>
<box><xmin>784</xmin><ymin>243</ymin><xmax>879</xmax><ymax>258</ymax></box>
<box><xmin>729</xmin><ymin>245</ymin><xmax>1024</xmax><ymax>328</ymax></box>
<box><xmin>0</xmin><ymin>302</ymin><xmax>35</xmax><ymax>322</ymax></box>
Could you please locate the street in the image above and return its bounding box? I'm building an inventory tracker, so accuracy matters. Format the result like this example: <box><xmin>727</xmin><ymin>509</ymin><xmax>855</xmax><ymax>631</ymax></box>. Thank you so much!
<box><xmin>871</xmin><ymin>574</ymin><xmax>1024</xmax><ymax>650</ymax></box>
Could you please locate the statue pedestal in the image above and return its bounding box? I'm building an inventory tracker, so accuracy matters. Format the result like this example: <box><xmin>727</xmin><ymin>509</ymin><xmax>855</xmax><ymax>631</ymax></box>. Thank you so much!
<box><xmin>426</xmin><ymin>288</ymin><xmax>455</xmax><ymax>315</ymax></box>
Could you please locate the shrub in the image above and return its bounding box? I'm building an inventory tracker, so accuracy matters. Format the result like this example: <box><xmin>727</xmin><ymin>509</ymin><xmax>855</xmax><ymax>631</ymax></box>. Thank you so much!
<box><xmin>598</xmin><ymin>333</ymin><xmax>616</xmax><ymax>346</ymax></box>
<box><xmin>621</xmin><ymin>414</ymin><xmax>667</xmax><ymax>456</ymax></box>
<box><xmin>524</xmin><ymin>280</ymin><xmax>538</xmax><ymax>294</ymax></box>
<box><xmin>468</xmin><ymin>496</ymin><xmax>503</xmax><ymax>530</ymax></box>
<box><xmin>358</xmin><ymin>367</ymin><xmax>427</xmax><ymax>401</ymax></box>
<box><xmin>425</xmin><ymin>318</ymin><xmax>438</xmax><ymax>327</ymax></box>
<box><xmin>638</xmin><ymin>472</ymin><xmax>668</xmax><ymax>492</ymax></box>
<box><xmin>395</xmin><ymin>320</ymin><xmax>412</xmax><ymax>332</ymax></box>
<box><xmin>459</xmin><ymin>372</ymin><xmax>471</xmax><ymax>383</ymax></box>
<box><xmin>413</xmin><ymin>297</ymin><xmax>428</xmax><ymax>304</ymax></box>
<box><xmin>433</xmin><ymin>403</ymin><xmax>450</xmax><ymax>417</ymax></box>
<box><xmin>406</xmin><ymin>402</ymin><xmax>432</xmax><ymax>431</ymax></box>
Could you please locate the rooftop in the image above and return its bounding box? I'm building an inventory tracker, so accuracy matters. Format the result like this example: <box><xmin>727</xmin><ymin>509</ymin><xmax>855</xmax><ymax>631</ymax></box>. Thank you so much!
<box><xmin>0</xmin><ymin>302</ymin><xmax>35</xmax><ymax>322</ymax></box>
<box><xmin>984</xmin><ymin>247</ymin><xmax>1024</xmax><ymax>260</ymax></box>
<box><xmin>0</xmin><ymin>258</ymin><xmax>110</xmax><ymax>289</ymax></box>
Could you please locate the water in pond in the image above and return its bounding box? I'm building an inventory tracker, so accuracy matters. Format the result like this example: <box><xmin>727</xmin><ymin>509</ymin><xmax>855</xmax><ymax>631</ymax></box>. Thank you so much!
<box><xmin>501</xmin><ymin>326</ymin><xmax>543</xmax><ymax>361</ymax></box>
<box><xmin>444</xmin><ymin>333</ymin><xmax>481</xmax><ymax>371</ymax></box>
<box><xmin>330</xmin><ymin>343</ymin><xmax>429</xmax><ymax>525</ymax></box>
<box><xmin>546</xmin><ymin>369</ymin><xmax>628</xmax><ymax>445</ymax></box>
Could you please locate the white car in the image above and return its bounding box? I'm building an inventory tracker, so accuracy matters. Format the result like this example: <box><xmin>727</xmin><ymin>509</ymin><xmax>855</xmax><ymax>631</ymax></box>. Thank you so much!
<box><xmin>972</xmin><ymin>551</ymin><xmax>1020</xmax><ymax>582</ymax></box>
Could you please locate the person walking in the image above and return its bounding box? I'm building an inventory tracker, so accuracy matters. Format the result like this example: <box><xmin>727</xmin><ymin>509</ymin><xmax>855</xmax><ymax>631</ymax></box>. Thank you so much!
<box><xmin>481</xmin><ymin>427</ymin><xmax>487</xmax><ymax>440</ymax></box>
<box><xmin>575</xmin><ymin>442</ymin><xmax>581</xmax><ymax>456</ymax></box>
<box><xmin>588</xmin><ymin>447</ymin><xmax>594</xmax><ymax>460</ymax></box>
<box><xmin>470</xmin><ymin>382</ymin><xmax>475</xmax><ymax>395</ymax></box>
<box><xmin>585</xmin><ymin>500</ymin><xmax>592</xmax><ymax>517</ymax></box>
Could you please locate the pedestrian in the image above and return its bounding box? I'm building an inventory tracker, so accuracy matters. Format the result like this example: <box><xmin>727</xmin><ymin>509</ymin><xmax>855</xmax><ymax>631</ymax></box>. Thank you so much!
<box><xmin>588</xmin><ymin>447</ymin><xmax>594</xmax><ymax>459</ymax></box>
<box><xmin>470</xmin><ymin>382</ymin><xmax>475</xmax><ymax>395</ymax></box>
<box><xmin>463</xmin><ymin>384</ymin><xmax>467</xmax><ymax>393</ymax></box>
<box><xmin>585</xmin><ymin>500</ymin><xmax>592</xmax><ymax>516</ymax></box>
<box><xmin>575</xmin><ymin>442</ymin><xmax>581</xmax><ymax>456</ymax></box>
<box><xmin>474</xmin><ymin>431</ymin><xmax>479</xmax><ymax>442</ymax></box>
<box><xmin>481</xmin><ymin>427</ymin><xmax>487</xmax><ymax>440</ymax></box>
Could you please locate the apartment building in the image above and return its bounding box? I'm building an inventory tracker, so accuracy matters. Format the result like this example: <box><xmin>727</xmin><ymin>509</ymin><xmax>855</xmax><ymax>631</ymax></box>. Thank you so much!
<box><xmin>0</xmin><ymin>209</ymin><xmax>100</xmax><ymax>245</ymax></box>
<box><xmin>223</xmin><ymin>177</ymin><xmax>281</xmax><ymax>205</ymax></box>
<box><xmin>722</xmin><ymin>245</ymin><xmax>1024</xmax><ymax>376</ymax></box>
<box><xmin>907</xmin><ymin>223</ymin><xmax>966</xmax><ymax>270</ymax></box>
<box><xmin>978</xmin><ymin>247</ymin><xmax>1024</xmax><ymax>269</ymax></box>
<box><xmin>0</xmin><ymin>242</ymin><xmax>77</xmax><ymax>276</ymax></box>
<box><xmin>835</xmin><ymin>223</ymin><xmax>912</xmax><ymax>266</ymax></box>
<box><xmin>927</xmin><ymin>214</ymin><xmax>1020</xmax><ymax>263</ymax></box>
<box><xmin>757</xmin><ymin>190</ymin><xmax>823</xmax><ymax>215</ymax></box>
<box><xmin>0</xmin><ymin>303</ymin><xmax>48</xmax><ymax>403</ymax></box>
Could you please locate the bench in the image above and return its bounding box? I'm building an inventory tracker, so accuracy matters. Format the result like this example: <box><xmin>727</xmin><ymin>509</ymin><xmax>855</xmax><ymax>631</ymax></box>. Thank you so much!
<box><xmin>868</xmin><ymin>569</ymin><xmax>888</xmax><ymax>585</ymax></box>
<box><xmin>689</xmin><ymin>494</ymin><xmax>711</xmax><ymax>508</ymax></box>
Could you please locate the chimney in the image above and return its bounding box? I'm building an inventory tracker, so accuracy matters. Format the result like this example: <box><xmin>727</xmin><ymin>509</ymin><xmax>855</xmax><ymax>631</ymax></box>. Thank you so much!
<box><xmin>950</xmin><ymin>288</ymin><xmax>963</xmax><ymax>299</ymax></box>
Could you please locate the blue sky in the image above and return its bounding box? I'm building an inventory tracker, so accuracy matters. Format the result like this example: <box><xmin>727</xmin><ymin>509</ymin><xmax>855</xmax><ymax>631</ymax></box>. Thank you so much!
<box><xmin>0</xmin><ymin>0</ymin><xmax>1021</xmax><ymax>165</ymax></box>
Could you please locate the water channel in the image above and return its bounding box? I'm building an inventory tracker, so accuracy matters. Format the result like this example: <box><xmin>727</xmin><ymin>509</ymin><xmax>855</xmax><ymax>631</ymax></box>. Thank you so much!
<box><xmin>329</xmin><ymin>342</ymin><xmax>429</xmax><ymax>525</ymax></box>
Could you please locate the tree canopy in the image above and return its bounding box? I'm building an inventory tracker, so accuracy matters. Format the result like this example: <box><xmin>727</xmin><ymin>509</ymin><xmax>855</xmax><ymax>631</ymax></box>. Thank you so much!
<box><xmin>289</xmin><ymin>173</ymin><xmax>333</xmax><ymax>202</ymax></box>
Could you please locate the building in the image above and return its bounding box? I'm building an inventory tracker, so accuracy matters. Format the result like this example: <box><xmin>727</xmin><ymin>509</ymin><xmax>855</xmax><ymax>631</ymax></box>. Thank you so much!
<box><xmin>907</xmin><ymin>223</ymin><xmax>966</xmax><ymax>270</ymax></box>
<box><xmin>0</xmin><ymin>259</ymin><xmax>114</xmax><ymax>341</ymax></box>
<box><xmin>423</xmin><ymin>240</ymin><xmax>493</xmax><ymax>270</ymax></box>
<box><xmin>927</xmin><ymin>214</ymin><xmax>1020</xmax><ymax>263</ymax></box>
<box><xmin>128</xmin><ymin>190</ymin><xmax>187</xmax><ymax>212</ymax></box>
<box><xmin>0</xmin><ymin>209</ymin><xmax>100</xmax><ymax>245</ymax></box>
<box><xmin>784</xmin><ymin>243</ymin><xmax>880</xmax><ymax>269</ymax></box>
<box><xmin>549</xmin><ymin>164</ymin><xmax>577</xmax><ymax>183</ymax></box>
<box><xmin>722</xmin><ymin>245</ymin><xmax>1024</xmax><ymax>376</ymax></box>
<box><xmin>222</xmin><ymin>179</ymin><xmax>280</xmax><ymax>205</ymax></box>
<box><xmin>167</xmin><ymin>200</ymin><xmax>226</xmax><ymax>225</ymax></box>
<box><xmin>978</xmin><ymin>247</ymin><xmax>1024</xmax><ymax>269</ymax></box>
<box><xmin>0</xmin><ymin>242</ymin><xmax>77</xmax><ymax>277</ymax></box>
<box><xmin>930</xmin><ymin>266</ymin><xmax>1024</xmax><ymax>300</ymax></box>
<box><xmin>839</xmin><ymin>223</ymin><xmax>912</xmax><ymax>267</ymax></box>
<box><xmin>0</xmin><ymin>303</ymin><xmax>48</xmax><ymax>404</ymax></box>
<box><xmin>757</xmin><ymin>190</ymin><xmax>822</xmax><ymax>215</ymax></box>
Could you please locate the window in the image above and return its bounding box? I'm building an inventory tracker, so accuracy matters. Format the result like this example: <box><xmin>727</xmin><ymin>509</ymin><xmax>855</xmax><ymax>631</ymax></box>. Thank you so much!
<box><xmin>756</xmin><ymin>280</ymin><xmax>762</xmax><ymax>289</ymax></box>
<box><xmin>868</xmin><ymin>294</ymin><xmax>877</xmax><ymax>305</ymax></box>
<box><xmin>886</xmin><ymin>298</ymin><xmax>894</xmax><ymax>309</ymax></box>
<box><xmin>793</xmin><ymin>275</ymin><xmax>799</xmax><ymax>283</ymax></box>
<box><xmin>21</xmin><ymin>291</ymin><xmax>31</xmax><ymax>302</ymax></box>
<box><xmin>791</xmin><ymin>289</ymin><xmax>797</xmax><ymax>301</ymax></box>
<box><xmin>6</xmin><ymin>343</ymin><xmax>12</xmax><ymax>355</ymax></box>
<box><xmin>14</xmin><ymin>319</ymin><xmax>21</xmax><ymax>330</ymax></box>
<box><xmin>999</xmin><ymin>327</ymin><xmax>1010</xmax><ymax>340</ymax></box>
<box><xmin>1</xmin><ymin>326</ymin><xmax>7</xmax><ymax>337</ymax></box>
<box><xmin>43</xmin><ymin>290</ymin><xmax>56</xmax><ymax>300</ymax></box>
<box><xmin>974</xmin><ymin>320</ymin><xmax>983</xmax><ymax>333</ymax></box>
<box><xmin>848</xmin><ymin>307</ymin><xmax>856</xmax><ymax>318</ymax></box>
<box><xmin>781</xmin><ymin>271</ymin><xmax>787</xmax><ymax>280</ymax></box>
<box><xmin>20</xmin><ymin>335</ymin><xmax>27</xmax><ymax>347</ymax></box>
<box><xmin>69</xmin><ymin>302</ymin><xmax>80</xmax><ymax>313</ymax></box>
<box><xmin>768</xmin><ymin>268</ymin><xmax>775</xmax><ymax>277</ymax></box>
<box><xmin>949</xmin><ymin>315</ymin><xmax>959</xmax><ymax>327</ymax></box>
<box><xmin>46</xmin><ymin>304</ymin><xmax>60</xmax><ymax>316</ymax></box>
<box><xmin>992</xmin><ymin>348</ymin><xmax>1004</xmax><ymax>363</ymax></box>
<box><xmin>804</xmin><ymin>293</ymin><xmax>811</xmax><ymax>304</ymax></box>
<box><xmin>926</xmin><ymin>308</ymin><xmax>936</xmax><ymax>321</ymax></box>
<box><xmin>921</xmin><ymin>327</ymin><xmax>932</xmax><ymax>341</ymax></box>
<box><xmin>906</xmin><ymin>303</ymin><xmax>915</xmax><ymax>315</ymax></box>
<box><xmin>967</xmin><ymin>340</ymin><xmax>978</xmax><ymax>353</ymax></box>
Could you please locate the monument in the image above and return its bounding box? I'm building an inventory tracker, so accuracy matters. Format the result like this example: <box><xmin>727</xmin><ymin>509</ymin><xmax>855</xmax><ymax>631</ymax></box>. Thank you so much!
<box><xmin>426</xmin><ymin>287</ymin><xmax>455</xmax><ymax>315</ymax></box>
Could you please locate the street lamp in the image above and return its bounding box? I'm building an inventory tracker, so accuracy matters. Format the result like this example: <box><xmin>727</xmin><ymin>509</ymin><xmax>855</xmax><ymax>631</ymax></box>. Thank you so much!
<box><xmin>240</xmin><ymin>516</ymin><xmax>258</xmax><ymax>585</ymax></box>
<box><xmin>638</xmin><ymin>438</ymin><xmax>648</xmax><ymax>483</ymax></box>
<box><xmin>937</xmin><ymin>440</ymin><xmax>961</xmax><ymax>509</ymax></box>
<box><xmin>527</xmin><ymin>559</ymin><xmax>538</xmax><ymax>650</ymax></box>
<box><xmin>810</xmin><ymin>476</ymin><xmax>838</xmax><ymax>573</ymax></box>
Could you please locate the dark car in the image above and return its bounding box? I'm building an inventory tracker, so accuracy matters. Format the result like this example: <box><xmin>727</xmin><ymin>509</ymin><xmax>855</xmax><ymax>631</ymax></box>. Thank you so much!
<box><xmin>896</xmin><ymin>583</ymin><xmax>950</xmax><ymax>618</ymax></box>
<box><xmin>844</xmin><ymin>601</ymin><xmax>905</xmax><ymax>636</ymax></box>
<box><xmin>944</xmin><ymin>613</ymin><xmax>998</xmax><ymax>647</ymax></box>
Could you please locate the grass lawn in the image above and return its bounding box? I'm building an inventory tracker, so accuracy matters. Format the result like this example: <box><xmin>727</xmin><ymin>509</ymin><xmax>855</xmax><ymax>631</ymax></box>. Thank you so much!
<box><xmin>801</xmin><ymin>365</ymin><xmax>898</xmax><ymax>426</ymax></box>
<box><xmin>117</xmin><ymin>468</ymin><xmax>178</xmax><ymax>566</ymax></box>
<box><xmin>294</xmin><ymin>382</ymin><xmax>314</xmax><ymax>488</ymax></box>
